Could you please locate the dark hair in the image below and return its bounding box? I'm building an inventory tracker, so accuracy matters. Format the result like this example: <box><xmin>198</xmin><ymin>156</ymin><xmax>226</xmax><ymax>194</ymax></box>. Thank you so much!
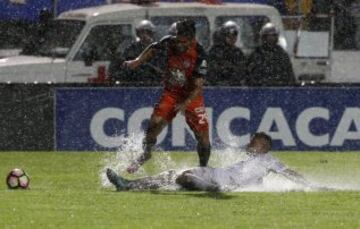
<box><xmin>176</xmin><ymin>19</ymin><xmax>196</xmax><ymax>38</ymax></box>
<box><xmin>252</xmin><ymin>132</ymin><xmax>272</xmax><ymax>149</ymax></box>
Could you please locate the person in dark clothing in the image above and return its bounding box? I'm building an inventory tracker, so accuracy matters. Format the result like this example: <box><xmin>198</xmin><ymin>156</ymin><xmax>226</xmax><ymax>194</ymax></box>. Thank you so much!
<box><xmin>108</xmin><ymin>20</ymin><xmax>162</xmax><ymax>85</ymax></box>
<box><xmin>123</xmin><ymin>19</ymin><xmax>211</xmax><ymax>174</ymax></box>
<box><xmin>207</xmin><ymin>21</ymin><xmax>246</xmax><ymax>86</ymax></box>
<box><xmin>246</xmin><ymin>23</ymin><xmax>296</xmax><ymax>86</ymax></box>
<box><xmin>21</xmin><ymin>8</ymin><xmax>53</xmax><ymax>55</ymax></box>
<box><xmin>333</xmin><ymin>0</ymin><xmax>358</xmax><ymax>50</ymax></box>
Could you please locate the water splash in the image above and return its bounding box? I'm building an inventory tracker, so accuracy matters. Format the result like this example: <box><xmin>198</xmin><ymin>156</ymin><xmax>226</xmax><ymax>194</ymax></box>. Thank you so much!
<box><xmin>100</xmin><ymin>133</ymin><xmax>144</xmax><ymax>187</ymax></box>
<box><xmin>210</xmin><ymin>147</ymin><xmax>249</xmax><ymax>168</ymax></box>
<box><xmin>100</xmin><ymin>135</ymin><xmax>357</xmax><ymax>192</ymax></box>
<box><xmin>100</xmin><ymin>133</ymin><xmax>179</xmax><ymax>186</ymax></box>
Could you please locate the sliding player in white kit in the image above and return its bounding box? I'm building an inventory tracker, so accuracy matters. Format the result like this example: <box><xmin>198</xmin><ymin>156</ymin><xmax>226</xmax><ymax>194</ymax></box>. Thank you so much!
<box><xmin>106</xmin><ymin>132</ymin><xmax>318</xmax><ymax>192</ymax></box>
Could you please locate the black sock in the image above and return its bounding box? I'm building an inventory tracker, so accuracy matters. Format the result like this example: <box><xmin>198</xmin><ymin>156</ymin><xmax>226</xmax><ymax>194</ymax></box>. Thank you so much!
<box><xmin>197</xmin><ymin>144</ymin><xmax>211</xmax><ymax>167</ymax></box>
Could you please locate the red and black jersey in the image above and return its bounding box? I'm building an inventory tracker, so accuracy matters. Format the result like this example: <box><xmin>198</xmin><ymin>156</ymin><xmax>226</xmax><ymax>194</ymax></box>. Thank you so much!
<box><xmin>151</xmin><ymin>36</ymin><xmax>208</xmax><ymax>95</ymax></box>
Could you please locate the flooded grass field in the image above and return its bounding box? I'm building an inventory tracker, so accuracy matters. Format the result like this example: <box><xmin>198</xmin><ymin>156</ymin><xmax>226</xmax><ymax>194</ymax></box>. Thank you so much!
<box><xmin>0</xmin><ymin>151</ymin><xmax>359</xmax><ymax>228</ymax></box>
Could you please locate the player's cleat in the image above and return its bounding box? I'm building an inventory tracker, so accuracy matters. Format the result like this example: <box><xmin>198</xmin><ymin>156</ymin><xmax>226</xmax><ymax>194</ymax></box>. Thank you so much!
<box><xmin>126</xmin><ymin>153</ymin><xmax>151</xmax><ymax>174</ymax></box>
<box><xmin>106</xmin><ymin>168</ymin><xmax>129</xmax><ymax>191</ymax></box>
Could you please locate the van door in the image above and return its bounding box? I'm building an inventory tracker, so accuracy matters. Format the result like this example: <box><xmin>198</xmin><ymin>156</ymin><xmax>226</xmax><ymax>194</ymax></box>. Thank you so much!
<box><xmin>283</xmin><ymin>15</ymin><xmax>331</xmax><ymax>83</ymax></box>
<box><xmin>65</xmin><ymin>23</ymin><xmax>133</xmax><ymax>83</ymax></box>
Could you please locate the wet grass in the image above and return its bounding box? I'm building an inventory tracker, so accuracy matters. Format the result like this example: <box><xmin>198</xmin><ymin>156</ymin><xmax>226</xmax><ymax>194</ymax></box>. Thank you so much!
<box><xmin>0</xmin><ymin>151</ymin><xmax>360</xmax><ymax>229</ymax></box>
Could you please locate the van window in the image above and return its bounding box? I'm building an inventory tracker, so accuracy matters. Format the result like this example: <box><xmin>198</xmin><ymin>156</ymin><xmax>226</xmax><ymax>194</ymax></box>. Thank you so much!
<box><xmin>215</xmin><ymin>16</ymin><xmax>270</xmax><ymax>55</ymax></box>
<box><xmin>22</xmin><ymin>20</ymin><xmax>84</xmax><ymax>57</ymax></box>
<box><xmin>74</xmin><ymin>24</ymin><xmax>132</xmax><ymax>61</ymax></box>
<box><xmin>151</xmin><ymin>16</ymin><xmax>210</xmax><ymax>49</ymax></box>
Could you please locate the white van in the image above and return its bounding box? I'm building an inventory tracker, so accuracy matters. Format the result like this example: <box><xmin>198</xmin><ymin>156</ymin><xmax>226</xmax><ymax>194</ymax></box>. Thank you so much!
<box><xmin>0</xmin><ymin>2</ymin><xmax>285</xmax><ymax>83</ymax></box>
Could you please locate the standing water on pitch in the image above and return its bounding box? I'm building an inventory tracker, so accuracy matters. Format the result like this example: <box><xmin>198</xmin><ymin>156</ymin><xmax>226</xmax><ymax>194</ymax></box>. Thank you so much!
<box><xmin>100</xmin><ymin>134</ymin><xmax>358</xmax><ymax>191</ymax></box>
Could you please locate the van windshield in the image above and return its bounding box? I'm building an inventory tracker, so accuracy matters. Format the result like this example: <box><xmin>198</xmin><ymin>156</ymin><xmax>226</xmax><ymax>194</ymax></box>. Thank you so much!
<box><xmin>151</xmin><ymin>16</ymin><xmax>210</xmax><ymax>49</ymax></box>
<box><xmin>21</xmin><ymin>20</ymin><xmax>84</xmax><ymax>58</ymax></box>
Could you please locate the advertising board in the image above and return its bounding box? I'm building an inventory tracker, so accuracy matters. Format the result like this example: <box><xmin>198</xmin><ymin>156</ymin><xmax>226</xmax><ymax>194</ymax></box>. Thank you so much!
<box><xmin>56</xmin><ymin>87</ymin><xmax>360</xmax><ymax>151</ymax></box>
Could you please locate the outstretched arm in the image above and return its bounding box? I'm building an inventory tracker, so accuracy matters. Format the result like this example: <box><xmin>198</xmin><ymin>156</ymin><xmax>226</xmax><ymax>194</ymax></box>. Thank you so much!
<box><xmin>122</xmin><ymin>44</ymin><xmax>156</xmax><ymax>70</ymax></box>
<box><xmin>277</xmin><ymin>169</ymin><xmax>334</xmax><ymax>191</ymax></box>
<box><xmin>277</xmin><ymin>168</ymin><xmax>312</xmax><ymax>187</ymax></box>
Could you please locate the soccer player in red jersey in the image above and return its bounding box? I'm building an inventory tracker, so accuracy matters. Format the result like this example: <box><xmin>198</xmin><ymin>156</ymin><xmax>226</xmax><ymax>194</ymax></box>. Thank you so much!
<box><xmin>123</xmin><ymin>19</ymin><xmax>210</xmax><ymax>173</ymax></box>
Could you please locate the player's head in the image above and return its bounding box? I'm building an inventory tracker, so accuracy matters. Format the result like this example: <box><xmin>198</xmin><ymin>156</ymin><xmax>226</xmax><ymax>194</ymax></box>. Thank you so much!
<box><xmin>174</xmin><ymin>19</ymin><xmax>196</xmax><ymax>53</ymax></box>
<box><xmin>220</xmin><ymin>21</ymin><xmax>239</xmax><ymax>46</ymax></box>
<box><xmin>176</xmin><ymin>19</ymin><xmax>196</xmax><ymax>38</ymax></box>
<box><xmin>136</xmin><ymin>20</ymin><xmax>156</xmax><ymax>45</ymax></box>
<box><xmin>39</xmin><ymin>8</ymin><xmax>53</xmax><ymax>24</ymax></box>
<box><xmin>168</xmin><ymin>22</ymin><xmax>177</xmax><ymax>36</ymax></box>
<box><xmin>260</xmin><ymin>22</ymin><xmax>279</xmax><ymax>47</ymax></box>
<box><xmin>246</xmin><ymin>132</ymin><xmax>272</xmax><ymax>154</ymax></box>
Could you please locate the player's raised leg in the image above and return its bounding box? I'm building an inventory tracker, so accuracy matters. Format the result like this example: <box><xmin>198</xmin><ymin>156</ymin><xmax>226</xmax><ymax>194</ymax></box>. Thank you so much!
<box><xmin>127</xmin><ymin>92</ymin><xmax>176</xmax><ymax>174</ymax></box>
<box><xmin>127</xmin><ymin>115</ymin><xmax>168</xmax><ymax>173</ymax></box>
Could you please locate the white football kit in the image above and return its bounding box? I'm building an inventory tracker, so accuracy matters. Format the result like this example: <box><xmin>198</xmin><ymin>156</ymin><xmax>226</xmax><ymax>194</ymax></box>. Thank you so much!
<box><xmin>189</xmin><ymin>153</ymin><xmax>287</xmax><ymax>190</ymax></box>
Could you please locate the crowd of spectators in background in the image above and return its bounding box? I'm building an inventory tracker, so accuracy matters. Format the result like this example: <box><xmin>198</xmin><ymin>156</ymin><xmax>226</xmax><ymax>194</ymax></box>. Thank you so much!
<box><xmin>105</xmin><ymin>0</ymin><xmax>360</xmax><ymax>86</ymax></box>
<box><xmin>1</xmin><ymin>0</ymin><xmax>360</xmax><ymax>86</ymax></box>
<box><xmin>108</xmin><ymin>20</ymin><xmax>295</xmax><ymax>86</ymax></box>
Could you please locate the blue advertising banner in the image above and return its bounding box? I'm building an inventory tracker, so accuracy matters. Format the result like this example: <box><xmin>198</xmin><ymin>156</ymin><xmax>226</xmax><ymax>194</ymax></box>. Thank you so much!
<box><xmin>56</xmin><ymin>87</ymin><xmax>360</xmax><ymax>151</ymax></box>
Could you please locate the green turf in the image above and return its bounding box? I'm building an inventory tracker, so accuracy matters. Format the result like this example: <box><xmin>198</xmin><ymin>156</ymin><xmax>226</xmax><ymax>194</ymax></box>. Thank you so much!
<box><xmin>0</xmin><ymin>151</ymin><xmax>360</xmax><ymax>229</ymax></box>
